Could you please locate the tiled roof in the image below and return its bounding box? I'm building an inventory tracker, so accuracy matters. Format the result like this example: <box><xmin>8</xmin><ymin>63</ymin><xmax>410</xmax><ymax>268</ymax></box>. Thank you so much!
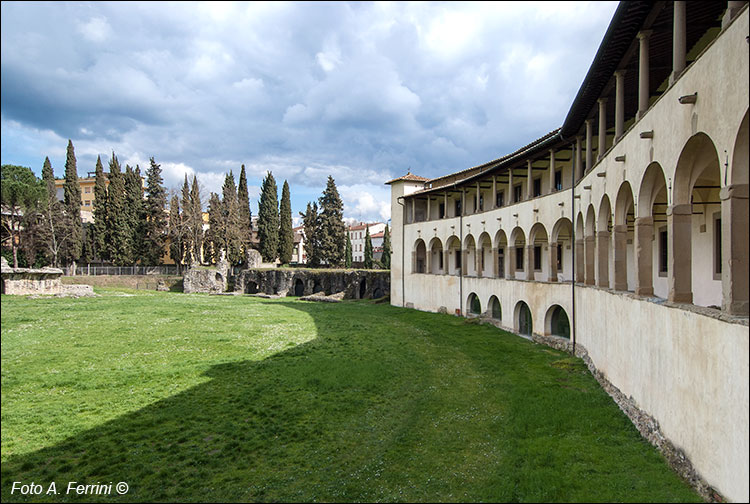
<box><xmin>385</xmin><ymin>173</ymin><xmax>430</xmax><ymax>185</ymax></box>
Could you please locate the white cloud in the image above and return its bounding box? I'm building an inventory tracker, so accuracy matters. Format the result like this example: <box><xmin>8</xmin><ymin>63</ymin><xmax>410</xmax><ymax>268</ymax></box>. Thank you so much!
<box><xmin>78</xmin><ymin>16</ymin><xmax>110</xmax><ymax>43</ymax></box>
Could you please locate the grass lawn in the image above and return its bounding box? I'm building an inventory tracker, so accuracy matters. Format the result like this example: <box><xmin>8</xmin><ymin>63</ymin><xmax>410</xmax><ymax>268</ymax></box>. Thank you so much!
<box><xmin>1</xmin><ymin>289</ymin><xmax>701</xmax><ymax>502</ymax></box>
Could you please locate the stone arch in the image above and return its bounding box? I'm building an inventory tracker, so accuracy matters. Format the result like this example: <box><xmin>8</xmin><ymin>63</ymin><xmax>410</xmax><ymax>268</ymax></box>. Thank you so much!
<box><xmin>428</xmin><ymin>237</ymin><xmax>444</xmax><ymax>274</ymax></box>
<box><xmin>509</xmin><ymin>227</ymin><xmax>526</xmax><ymax>279</ymax></box>
<box><xmin>294</xmin><ymin>278</ymin><xmax>304</xmax><ymax>297</ymax></box>
<box><xmin>359</xmin><ymin>278</ymin><xmax>367</xmax><ymax>299</ymax></box>
<box><xmin>463</xmin><ymin>234</ymin><xmax>477</xmax><ymax>276</ymax></box>
<box><xmin>528</xmin><ymin>222</ymin><xmax>548</xmax><ymax>281</ymax></box>
<box><xmin>636</xmin><ymin>162</ymin><xmax>668</xmax><ymax>297</ymax></box>
<box><xmin>670</xmin><ymin>133</ymin><xmax>722</xmax><ymax>306</ymax></box>
<box><xmin>544</xmin><ymin>304</ymin><xmax>570</xmax><ymax>339</ymax></box>
<box><xmin>575</xmin><ymin>212</ymin><xmax>585</xmax><ymax>282</ymax></box>
<box><xmin>597</xmin><ymin>195</ymin><xmax>612</xmax><ymax>288</ymax></box>
<box><xmin>723</xmin><ymin>109</ymin><xmax>749</xmax><ymax>314</ymax></box>
<box><xmin>488</xmin><ymin>295</ymin><xmax>502</xmax><ymax>321</ymax></box>
<box><xmin>494</xmin><ymin>229</ymin><xmax>508</xmax><ymax>278</ymax></box>
<box><xmin>551</xmin><ymin>218</ymin><xmax>573</xmax><ymax>282</ymax></box>
<box><xmin>446</xmin><ymin>235</ymin><xmax>462</xmax><ymax>276</ymax></box>
<box><xmin>477</xmin><ymin>232</ymin><xmax>493</xmax><ymax>278</ymax></box>
<box><xmin>584</xmin><ymin>204</ymin><xmax>596</xmax><ymax>285</ymax></box>
<box><xmin>514</xmin><ymin>300</ymin><xmax>533</xmax><ymax>336</ymax></box>
<box><xmin>614</xmin><ymin>182</ymin><xmax>635</xmax><ymax>291</ymax></box>
<box><xmin>413</xmin><ymin>239</ymin><xmax>427</xmax><ymax>274</ymax></box>
<box><xmin>467</xmin><ymin>292</ymin><xmax>481</xmax><ymax>316</ymax></box>
<box><xmin>246</xmin><ymin>280</ymin><xmax>259</xmax><ymax>294</ymax></box>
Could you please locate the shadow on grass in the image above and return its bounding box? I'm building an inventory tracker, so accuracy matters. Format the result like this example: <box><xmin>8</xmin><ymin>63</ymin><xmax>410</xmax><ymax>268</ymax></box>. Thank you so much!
<box><xmin>1</xmin><ymin>299</ymin><xmax>701</xmax><ymax>503</ymax></box>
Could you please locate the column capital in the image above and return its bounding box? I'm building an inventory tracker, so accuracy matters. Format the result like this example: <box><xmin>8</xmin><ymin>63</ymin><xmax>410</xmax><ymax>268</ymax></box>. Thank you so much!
<box><xmin>637</xmin><ymin>29</ymin><xmax>653</xmax><ymax>40</ymax></box>
<box><xmin>614</xmin><ymin>69</ymin><xmax>627</xmax><ymax>78</ymax></box>
<box><xmin>598</xmin><ymin>97</ymin><xmax>608</xmax><ymax>105</ymax></box>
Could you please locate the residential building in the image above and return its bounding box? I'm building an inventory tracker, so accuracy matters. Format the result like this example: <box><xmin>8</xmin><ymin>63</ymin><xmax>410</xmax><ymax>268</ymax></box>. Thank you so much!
<box><xmin>388</xmin><ymin>3</ymin><xmax>748</xmax><ymax>502</ymax></box>
<box><xmin>348</xmin><ymin>222</ymin><xmax>386</xmax><ymax>263</ymax></box>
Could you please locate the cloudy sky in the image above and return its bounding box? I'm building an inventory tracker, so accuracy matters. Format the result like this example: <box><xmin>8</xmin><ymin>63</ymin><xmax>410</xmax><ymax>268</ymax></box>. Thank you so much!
<box><xmin>1</xmin><ymin>1</ymin><xmax>618</xmax><ymax>224</ymax></box>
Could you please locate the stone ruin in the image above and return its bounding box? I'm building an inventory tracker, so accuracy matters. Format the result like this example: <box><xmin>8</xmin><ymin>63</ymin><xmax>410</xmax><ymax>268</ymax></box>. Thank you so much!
<box><xmin>236</xmin><ymin>268</ymin><xmax>390</xmax><ymax>300</ymax></box>
<box><xmin>1</xmin><ymin>257</ymin><xmax>94</xmax><ymax>297</ymax></box>
<box><xmin>182</xmin><ymin>251</ymin><xmax>229</xmax><ymax>294</ymax></box>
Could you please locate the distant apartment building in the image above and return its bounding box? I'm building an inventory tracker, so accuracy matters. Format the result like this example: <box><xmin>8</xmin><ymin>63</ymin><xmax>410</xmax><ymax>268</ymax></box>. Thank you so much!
<box><xmin>53</xmin><ymin>172</ymin><xmax>144</xmax><ymax>224</ymax></box>
<box><xmin>348</xmin><ymin>222</ymin><xmax>386</xmax><ymax>263</ymax></box>
<box><xmin>292</xmin><ymin>225</ymin><xmax>306</xmax><ymax>264</ymax></box>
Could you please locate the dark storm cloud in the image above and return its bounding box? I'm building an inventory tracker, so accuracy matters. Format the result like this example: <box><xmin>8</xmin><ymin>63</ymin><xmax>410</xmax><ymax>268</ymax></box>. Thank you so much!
<box><xmin>1</xmin><ymin>1</ymin><xmax>618</xmax><ymax>221</ymax></box>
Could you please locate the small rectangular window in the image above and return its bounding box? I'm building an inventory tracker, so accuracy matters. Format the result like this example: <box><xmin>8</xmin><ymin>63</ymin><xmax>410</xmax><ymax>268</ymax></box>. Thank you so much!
<box><xmin>659</xmin><ymin>228</ymin><xmax>668</xmax><ymax>275</ymax></box>
<box><xmin>534</xmin><ymin>245</ymin><xmax>542</xmax><ymax>271</ymax></box>
<box><xmin>455</xmin><ymin>251</ymin><xmax>462</xmax><ymax>270</ymax></box>
<box><xmin>498</xmin><ymin>248</ymin><xmax>505</xmax><ymax>278</ymax></box>
<box><xmin>455</xmin><ymin>199</ymin><xmax>462</xmax><ymax>216</ymax></box>
<box><xmin>516</xmin><ymin>247</ymin><xmax>524</xmax><ymax>271</ymax></box>
<box><xmin>555</xmin><ymin>170</ymin><xmax>563</xmax><ymax>192</ymax></box>
<box><xmin>438</xmin><ymin>250</ymin><xmax>444</xmax><ymax>270</ymax></box>
<box><xmin>496</xmin><ymin>191</ymin><xmax>504</xmax><ymax>208</ymax></box>
<box><xmin>478</xmin><ymin>194</ymin><xmax>484</xmax><ymax>211</ymax></box>
<box><xmin>439</xmin><ymin>203</ymin><xmax>445</xmax><ymax>218</ymax></box>
<box><xmin>714</xmin><ymin>213</ymin><xmax>722</xmax><ymax>279</ymax></box>
<box><xmin>557</xmin><ymin>244</ymin><xmax>563</xmax><ymax>272</ymax></box>
<box><xmin>514</xmin><ymin>185</ymin><xmax>522</xmax><ymax>203</ymax></box>
<box><xmin>533</xmin><ymin>178</ymin><xmax>541</xmax><ymax>197</ymax></box>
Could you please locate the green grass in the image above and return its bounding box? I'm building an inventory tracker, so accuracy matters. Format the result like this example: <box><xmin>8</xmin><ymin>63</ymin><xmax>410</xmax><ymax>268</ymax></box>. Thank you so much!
<box><xmin>1</xmin><ymin>289</ymin><xmax>701</xmax><ymax>502</ymax></box>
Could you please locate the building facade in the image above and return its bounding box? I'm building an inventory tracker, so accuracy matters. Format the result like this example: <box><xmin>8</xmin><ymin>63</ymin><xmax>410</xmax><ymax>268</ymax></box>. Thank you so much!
<box><xmin>389</xmin><ymin>2</ymin><xmax>748</xmax><ymax>501</ymax></box>
<box><xmin>348</xmin><ymin>222</ymin><xmax>386</xmax><ymax>263</ymax></box>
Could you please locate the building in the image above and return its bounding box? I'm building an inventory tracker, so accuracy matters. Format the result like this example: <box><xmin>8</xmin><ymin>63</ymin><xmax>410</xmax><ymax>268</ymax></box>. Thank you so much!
<box><xmin>53</xmin><ymin>171</ymin><xmax>144</xmax><ymax>224</ymax></box>
<box><xmin>388</xmin><ymin>2</ymin><xmax>748</xmax><ymax>502</ymax></box>
<box><xmin>292</xmin><ymin>225</ymin><xmax>306</xmax><ymax>264</ymax></box>
<box><xmin>348</xmin><ymin>222</ymin><xmax>386</xmax><ymax>263</ymax></box>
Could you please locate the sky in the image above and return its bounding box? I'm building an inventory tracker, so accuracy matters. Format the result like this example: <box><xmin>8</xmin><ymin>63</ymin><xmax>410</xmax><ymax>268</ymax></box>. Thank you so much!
<box><xmin>1</xmin><ymin>1</ymin><xmax>619</xmax><ymax>225</ymax></box>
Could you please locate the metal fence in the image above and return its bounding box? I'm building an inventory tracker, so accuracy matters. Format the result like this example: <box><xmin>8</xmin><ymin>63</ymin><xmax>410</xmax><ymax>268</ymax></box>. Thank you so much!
<box><xmin>68</xmin><ymin>264</ymin><xmax>181</xmax><ymax>276</ymax></box>
<box><xmin>67</xmin><ymin>264</ymin><xmax>244</xmax><ymax>277</ymax></box>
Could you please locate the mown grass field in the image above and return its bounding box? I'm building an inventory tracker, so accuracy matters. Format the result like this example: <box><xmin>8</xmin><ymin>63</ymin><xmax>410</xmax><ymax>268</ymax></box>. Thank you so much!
<box><xmin>1</xmin><ymin>289</ymin><xmax>701</xmax><ymax>502</ymax></box>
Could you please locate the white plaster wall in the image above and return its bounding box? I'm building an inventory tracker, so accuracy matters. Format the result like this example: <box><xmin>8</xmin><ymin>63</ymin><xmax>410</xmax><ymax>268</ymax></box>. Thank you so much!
<box><xmin>577</xmin><ymin>288</ymin><xmax>749</xmax><ymax>503</ymax></box>
<box><xmin>692</xmin><ymin>211</ymin><xmax>722</xmax><ymax>307</ymax></box>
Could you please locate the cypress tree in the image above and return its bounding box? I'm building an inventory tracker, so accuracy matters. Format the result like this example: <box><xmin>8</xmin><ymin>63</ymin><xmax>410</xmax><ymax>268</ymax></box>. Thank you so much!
<box><xmin>300</xmin><ymin>202</ymin><xmax>320</xmax><ymax>267</ymax></box>
<box><xmin>257</xmin><ymin>171</ymin><xmax>279</xmax><ymax>262</ymax></box>
<box><xmin>39</xmin><ymin>157</ymin><xmax>69</xmax><ymax>267</ymax></box>
<box><xmin>106</xmin><ymin>152</ymin><xmax>132</xmax><ymax>265</ymax></box>
<box><xmin>318</xmin><ymin>176</ymin><xmax>346</xmax><ymax>267</ymax></box>
<box><xmin>237</xmin><ymin>164</ymin><xmax>252</xmax><ymax>256</ymax></box>
<box><xmin>142</xmin><ymin>157</ymin><xmax>168</xmax><ymax>265</ymax></box>
<box><xmin>381</xmin><ymin>225</ymin><xmax>391</xmax><ymax>269</ymax></box>
<box><xmin>92</xmin><ymin>156</ymin><xmax>108</xmax><ymax>261</ymax></box>
<box><xmin>168</xmin><ymin>195</ymin><xmax>184</xmax><ymax>269</ymax></box>
<box><xmin>206</xmin><ymin>192</ymin><xmax>224</xmax><ymax>264</ymax></box>
<box><xmin>364</xmin><ymin>225</ymin><xmax>373</xmax><ymax>269</ymax></box>
<box><xmin>125</xmin><ymin>164</ymin><xmax>144</xmax><ymax>264</ymax></box>
<box><xmin>221</xmin><ymin>171</ymin><xmax>242</xmax><ymax>265</ymax></box>
<box><xmin>189</xmin><ymin>175</ymin><xmax>203</xmax><ymax>264</ymax></box>
<box><xmin>180</xmin><ymin>175</ymin><xmax>193</xmax><ymax>264</ymax></box>
<box><xmin>345</xmin><ymin>232</ymin><xmax>353</xmax><ymax>268</ymax></box>
<box><xmin>63</xmin><ymin>140</ymin><xmax>83</xmax><ymax>264</ymax></box>
<box><xmin>278</xmin><ymin>180</ymin><xmax>293</xmax><ymax>264</ymax></box>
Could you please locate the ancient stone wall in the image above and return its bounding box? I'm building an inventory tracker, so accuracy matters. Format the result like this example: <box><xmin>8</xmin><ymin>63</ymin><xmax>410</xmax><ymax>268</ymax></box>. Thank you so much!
<box><xmin>235</xmin><ymin>268</ymin><xmax>390</xmax><ymax>299</ymax></box>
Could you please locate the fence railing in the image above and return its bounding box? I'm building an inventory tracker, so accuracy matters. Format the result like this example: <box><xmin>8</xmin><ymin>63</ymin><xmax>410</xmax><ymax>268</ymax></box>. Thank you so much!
<box><xmin>66</xmin><ymin>265</ymin><xmax>245</xmax><ymax>277</ymax></box>
<box><xmin>68</xmin><ymin>265</ymin><xmax>181</xmax><ymax>276</ymax></box>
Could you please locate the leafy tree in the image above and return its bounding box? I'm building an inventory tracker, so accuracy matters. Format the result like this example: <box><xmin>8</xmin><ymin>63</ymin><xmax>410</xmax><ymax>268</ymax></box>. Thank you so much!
<box><xmin>142</xmin><ymin>157</ymin><xmax>168</xmax><ymax>265</ymax></box>
<box><xmin>106</xmin><ymin>152</ymin><xmax>132</xmax><ymax>265</ymax></box>
<box><xmin>345</xmin><ymin>232</ymin><xmax>353</xmax><ymax>268</ymax></box>
<box><xmin>62</xmin><ymin>140</ymin><xmax>83</xmax><ymax>264</ymax></box>
<box><xmin>125</xmin><ymin>164</ymin><xmax>144</xmax><ymax>264</ymax></box>
<box><xmin>364</xmin><ymin>225</ymin><xmax>373</xmax><ymax>269</ymax></box>
<box><xmin>168</xmin><ymin>195</ymin><xmax>185</xmax><ymax>269</ymax></box>
<box><xmin>381</xmin><ymin>225</ymin><xmax>391</xmax><ymax>269</ymax></box>
<box><xmin>39</xmin><ymin>157</ymin><xmax>71</xmax><ymax>267</ymax></box>
<box><xmin>318</xmin><ymin>176</ymin><xmax>346</xmax><ymax>267</ymax></box>
<box><xmin>1</xmin><ymin>164</ymin><xmax>44</xmax><ymax>267</ymax></box>
<box><xmin>300</xmin><ymin>202</ymin><xmax>320</xmax><ymax>267</ymax></box>
<box><xmin>257</xmin><ymin>171</ymin><xmax>279</xmax><ymax>262</ymax></box>
<box><xmin>237</xmin><ymin>164</ymin><xmax>253</xmax><ymax>256</ymax></box>
<box><xmin>92</xmin><ymin>156</ymin><xmax>108</xmax><ymax>261</ymax></box>
<box><xmin>278</xmin><ymin>180</ymin><xmax>293</xmax><ymax>264</ymax></box>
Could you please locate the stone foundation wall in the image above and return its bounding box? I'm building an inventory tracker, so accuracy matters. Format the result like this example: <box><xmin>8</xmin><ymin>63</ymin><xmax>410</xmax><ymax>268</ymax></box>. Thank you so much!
<box><xmin>235</xmin><ymin>269</ymin><xmax>390</xmax><ymax>299</ymax></box>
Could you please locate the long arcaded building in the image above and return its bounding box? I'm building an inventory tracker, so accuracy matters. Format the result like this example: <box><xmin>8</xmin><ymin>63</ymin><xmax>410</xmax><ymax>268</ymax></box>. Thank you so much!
<box><xmin>388</xmin><ymin>2</ymin><xmax>748</xmax><ymax>502</ymax></box>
